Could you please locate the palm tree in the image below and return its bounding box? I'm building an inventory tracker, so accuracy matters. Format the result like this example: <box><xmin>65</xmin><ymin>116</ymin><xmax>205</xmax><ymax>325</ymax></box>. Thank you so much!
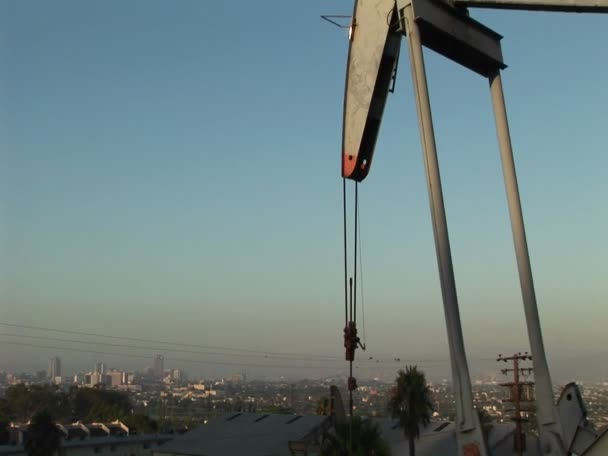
<box><xmin>387</xmin><ymin>365</ymin><xmax>434</xmax><ymax>456</ymax></box>
<box><xmin>321</xmin><ymin>416</ymin><xmax>390</xmax><ymax>456</ymax></box>
<box><xmin>24</xmin><ymin>410</ymin><xmax>62</xmax><ymax>456</ymax></box>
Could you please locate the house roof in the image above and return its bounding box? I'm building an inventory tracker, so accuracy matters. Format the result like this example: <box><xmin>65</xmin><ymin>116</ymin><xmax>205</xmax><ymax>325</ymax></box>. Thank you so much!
<box><xmin>153</xmin><ymin>413</ymin><xmax>546</xmax><ymax>456</ymax></box>
<box><xmin>371</xmin><ymin>419</ymin><xmax>457</xmax><ymax>456</ymax></box>
<box><xmin>154</xmin><ymin>413</ymin><xmax>330</xmax><ymax>456</ymax></box>
<box><xmin>373</xmin><ymin>418</ymin><xmax>543</xmax><ymax>456</ymax></box>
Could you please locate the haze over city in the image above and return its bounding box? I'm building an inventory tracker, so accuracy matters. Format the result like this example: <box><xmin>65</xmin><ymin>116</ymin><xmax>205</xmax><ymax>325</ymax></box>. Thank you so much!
<box><xmin>1</xmin><ymin>0</ymin><xmax>607</xmax><ymax>383</ymax></box>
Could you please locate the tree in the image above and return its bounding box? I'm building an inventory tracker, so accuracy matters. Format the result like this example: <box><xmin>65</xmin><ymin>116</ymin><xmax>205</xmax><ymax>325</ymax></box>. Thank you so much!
<box><xmin>387</xmin><ymin>365</ymin><xmax>434</xmax><ymax>456</ymax></box>
<box><xmin>123</xmin><ymin>414</ymin><xmax>158</xmax><ymax>434</ymax></box>
<box><xmin>4</xmin><ymin>384</ymin><xmax>69</xmax><ymax>422</ymax></box>
<box><xmin>71</xmin><ymin>388</ymin><xmax>131</xmax><ymax>422</ymax></box>
<box><xmin>24</xmin><ymin>411</ymin><xmax>62</xmax><ymax>456</ymax></box>
<box><xmin>0</xmin><ymin>399</ymin><xmax>10</xmax><ymax>424</ymax></box>
<box><xmin>316</xmin><ymin>397</ymin><xmax>330</xmax><ymax>416</ymax></box>
<box><xmin>321</xmin><ymin>416</ymin><xmax>390</xmax><ymax>456</ymax></box>
<box><xmin>5</xmin><ymin>384</ymin><xmax>32</xmax><ymax>422</ymax></box>
<box><xmin>0</xmin><ymin>415</ymin><xmax>10</xmax><ymax>445</ymax></box>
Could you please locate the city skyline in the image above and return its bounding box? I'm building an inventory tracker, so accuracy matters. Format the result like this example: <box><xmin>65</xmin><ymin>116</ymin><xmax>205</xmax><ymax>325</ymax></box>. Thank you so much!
<box><xmin>3</xmin><ymin>343</ymin><xmax>608</xmax><ymax>385</ymax></box>
<box><xmin>1</xmin><ymin>1</ymin><xmax>607</xmax><ymax>382</ymax></box>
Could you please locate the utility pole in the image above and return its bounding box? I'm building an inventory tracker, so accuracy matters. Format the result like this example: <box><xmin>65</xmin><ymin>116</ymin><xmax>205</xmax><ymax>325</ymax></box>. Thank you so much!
<box><xmin>497</xmin><ymin>353</ymin><xmax>535</xmax><ymax>456</ymax></box>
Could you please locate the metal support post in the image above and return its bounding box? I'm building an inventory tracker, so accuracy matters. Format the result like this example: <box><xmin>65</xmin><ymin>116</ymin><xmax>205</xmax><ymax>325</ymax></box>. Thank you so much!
<box><xmin>456</xmin><ymin>0</ymin><xmax>608</xmax><ymax>13</ymax></box>
<box><xmin>489</xmin><ymin>70</ymin><xmax>566</xmax><ymax>456</ymax></box>
<box><xmin>402</xmin><ymin>5</ymin><xmax>487</xmax><ymax>454</ymax></box>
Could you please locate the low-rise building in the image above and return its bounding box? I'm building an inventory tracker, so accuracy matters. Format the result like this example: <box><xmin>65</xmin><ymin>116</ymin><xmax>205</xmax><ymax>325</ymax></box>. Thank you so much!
<box><xmin>0</xmin><ymin>421</ymin><xmax>174</xmax><ymax>456</ymax></box>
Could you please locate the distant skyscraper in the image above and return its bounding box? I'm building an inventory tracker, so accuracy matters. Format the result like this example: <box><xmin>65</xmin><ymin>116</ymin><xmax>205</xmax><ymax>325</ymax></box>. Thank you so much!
<box><xmin>89</xmin><ymin>372</ymin><xmax>103</xmax><ymax>387</ymax></box>
<box><xmin>107</xmin><ymin>370</ymin><xmax>123</xmax><ymax>387</ymax></box>
<box><xmin>153</xmin><ymin>355</ymin><xmax>164</xmax><ymax>378</ymax></box>
<box><xmin>48</xmin><ymin>356</ymin><xmax>61</xmax><ymax>379</ymax></box>
<box><xmin>94</xmin><ymin>362</ymin><xmax>106</xmax><ymax>375</ymax></box>
<box><xmin>171</xmin><ymin>369</ymin><xmax>183</xmax><ymax>382</ymax></box>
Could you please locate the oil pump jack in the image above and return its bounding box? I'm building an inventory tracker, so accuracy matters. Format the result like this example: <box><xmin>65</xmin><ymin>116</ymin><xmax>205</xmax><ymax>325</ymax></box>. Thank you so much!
<box><xmin>339</xmin><ymin>0</ymin><xmax>608</xmax><ymax>455</ymax></box>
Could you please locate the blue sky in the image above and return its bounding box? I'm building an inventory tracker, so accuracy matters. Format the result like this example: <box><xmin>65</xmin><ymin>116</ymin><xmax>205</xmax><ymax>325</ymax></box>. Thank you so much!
<box><xmin>1</xmin><ymin>1</ymin><xmax>607</xmax><ymax>381</ymax></box>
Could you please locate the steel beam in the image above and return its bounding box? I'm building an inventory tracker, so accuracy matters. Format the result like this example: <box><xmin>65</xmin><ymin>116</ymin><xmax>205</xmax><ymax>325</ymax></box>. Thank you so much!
<box><xmin>342</xmin><ymin>0</ymin><xmax>400</xmax><ymax>182</ymax></box>
<box><xmin>489</xmin><ymin>70</ymin><xmax>566</xmax><ymax>456</ymax></box>
<box><xmin>404</xmin><ymin>0</ymin><xmax>506</xmax><ymax>77</ymax></box>
<box><xmin>457</xmin><ymin>0</ymin><xmax>608</xmax><ymax>13</ymax></box>
<box><xmin>402</xmin><ymin>4</ymin><xmax>488</xmax><ymax>455</ymax></box>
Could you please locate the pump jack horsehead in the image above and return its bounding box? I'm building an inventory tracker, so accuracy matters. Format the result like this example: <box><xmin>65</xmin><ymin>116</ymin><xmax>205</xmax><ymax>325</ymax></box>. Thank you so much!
<box><xmin>340</xmin><ymin>0</ymin><xmax>608</xmax><ymax>455</ymax></box>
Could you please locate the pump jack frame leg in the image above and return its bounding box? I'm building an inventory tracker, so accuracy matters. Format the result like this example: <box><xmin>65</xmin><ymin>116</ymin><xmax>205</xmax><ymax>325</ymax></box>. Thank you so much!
<box><xmin>402</xmin><ymin>5</ymin><xmax>488</xmax><ymax>456</ymax></box>
<box><xmin>489</xmin><ymin>70</ymin><xmax>566</xmax><ymax>456</ymax></box>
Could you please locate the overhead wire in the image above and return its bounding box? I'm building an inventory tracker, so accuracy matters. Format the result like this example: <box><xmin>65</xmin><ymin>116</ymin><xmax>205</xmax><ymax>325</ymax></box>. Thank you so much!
<box><xmin>0</xmin><ymin>322</ymin><xmax>337</xmax><ymax>360</ymax></box>
<box><xmin>0</xmin><ymin>333</ymin><xmax>333</xmax><ymax>363</ymax></box>
<box><xmin>0</xmin><ymin>340</ymin><xmax>478</xmax><ymax>372</ymax></box>
<box><xmin>0</xmin><ymin>322</ymin><xmax>496</xmax><ymax>367</ymax></box>
<box><xmin>357</xmin><ymin>189</ymin><xmax>366</xmax><ymax>346</ymax></box>
<box><xmin>351</xmin><ymin>182</ymin><xmax>360</xmax><ymax>453</ymax></box>
<box><xmin>2</xmin><ymin>332</ymin><xmax>471</xmax><ymax>366</ymax></box>
<box><xmin>343</xmin><ymin>178</ymin><xmax>349</xmax><ymax>329</ymax></box>
<box><xmin>350</xmin><ymin>182</ymin><xmax>360</xmax><ymax>422</ymax></box>
<box><xmin>353</xmin><ymin>181</ymin><xmax>358</xmax><ymax>325</ymax></box>
<box><xmin>0</xmin><ymin>340</ymin><xmax>342</xmax><ymax>371</ymax></box>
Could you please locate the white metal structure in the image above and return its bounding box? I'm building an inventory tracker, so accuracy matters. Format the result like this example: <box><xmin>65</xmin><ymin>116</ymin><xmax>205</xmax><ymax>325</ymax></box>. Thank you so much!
<box><xmin>340</xmin><ymin>1</ymin><xmax>608</xmax><ymax>455</ymax></box>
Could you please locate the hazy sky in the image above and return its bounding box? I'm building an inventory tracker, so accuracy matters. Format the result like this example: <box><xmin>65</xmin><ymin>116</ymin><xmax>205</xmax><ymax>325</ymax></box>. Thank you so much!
<box><xmin>1</xmin><ymin>1</ymin><xmax>607</xmax><ymax>382</ymax></box>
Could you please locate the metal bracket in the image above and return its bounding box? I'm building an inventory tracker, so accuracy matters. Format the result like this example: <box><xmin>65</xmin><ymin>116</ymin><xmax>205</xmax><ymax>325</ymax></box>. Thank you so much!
<box><xmin>320</xmin><ymin>15</ymin><xmax>352</xmax><ymax>29</ymax></box>
<box><xmin>389</xmin><ymin>46</ymin><xmax>401</xmax><ymax>93</ymax></box>
<box><xmin>456</xmin><ymin>0</ymin><xmax>608</xmax><ymax>13</ymax></box>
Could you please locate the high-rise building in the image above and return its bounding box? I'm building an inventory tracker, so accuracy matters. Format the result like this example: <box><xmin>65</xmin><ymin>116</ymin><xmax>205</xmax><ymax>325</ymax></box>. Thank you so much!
<box><xmin>73</xmin><ymin>372</ymin><xmax>86</xmax><ymax>385</ymax></box>
<box><xmin>48</xmin><ymin>356</ymin><xmax>61</xmax><ymax>379</ymax></box>
<box><xmin>171</xmin><ymin>369</ymin><xmax>183</xmax><ymax>382</ymax></box>
<box><xmin>153</xmin><ymin>355</ymin><xmax>164</xmax><ymax>378</ymax></box>
<box><xmin>107</xmin><ymin>370</ymin><xmax>123</xmax><ymax>387</ymax></box>
<box><xmin>94</xmin><ymin>362</ymin><xmax>106</xmax><ymax>375</ymax></box>
<box><xmin>88</xmin><ymin>371</ymin><xmax>103</xmax><ymax>387</ymax></box>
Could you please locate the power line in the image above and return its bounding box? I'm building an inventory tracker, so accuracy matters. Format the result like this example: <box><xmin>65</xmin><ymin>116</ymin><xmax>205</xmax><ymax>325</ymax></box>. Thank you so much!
<box><xmin>1</xmin><ymin>339</ymin><xmax>498</xmax><ymax>376</ymax></box>
<box><xmin>1</xmin><ymin>340</ymin><xmax>454</xmax><ymax>372</ymax></box>
<box><xmin>0</xmin><ymin>333</ymin><xmax>335</xmax><ymax>363</ymax></box>
<box><xmin>0</xmin><ymin>322</ymin><xmax>337</xmax><ymax>360</ymax></box>
<box><xmin>0</xmin><ymin>341</ymin><xmax>340</xmax><ymax>371</ymax></box>
<box><xmin>0</xmin><ymin>332</ymin><xmax>473</xmax><ymax>368</ymax></box>
<box><xmin>0</xmin><ymin>322</ymin><xmax>497</xmax><ymax>367</ymax></box>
